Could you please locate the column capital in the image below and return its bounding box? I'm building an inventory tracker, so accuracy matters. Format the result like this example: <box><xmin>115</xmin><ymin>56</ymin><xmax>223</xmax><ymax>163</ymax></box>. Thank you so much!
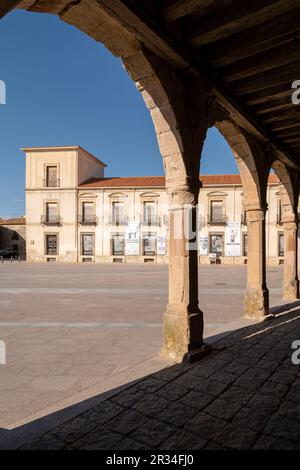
<box><xmin>246</xmin><ymin>208</ymin><xmax>267</xmax><ymax>223</ymax></box>
<box><xmin>282</xmin><ymin>220</ymin><xmax>298</xmax><ymax>231</ymax></box>
<box><xmin>245</xmin><ymin>203</ymin><xmax>268</xmax><ymax>213</ymax></box>
<box><xmin>166</xmin><ymin>177</ymin><xmax>201</xmax><ymax>205</ymax></box>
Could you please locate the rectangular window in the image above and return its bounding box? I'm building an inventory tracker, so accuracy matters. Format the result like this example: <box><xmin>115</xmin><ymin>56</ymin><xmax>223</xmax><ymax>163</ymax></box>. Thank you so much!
<box><xmin>210</xmin><ymin>234</ymin><xmax>223</xmax><ymax>255</ymax></box>
<box><xmin>210</xmin><ymin>200</ymin><xmax>224</xmax><ymax>223</ymax></box>
<box><xmin>46</xmin><ymin>166</ymin><xmax>58</xmax><ymax>187</ymax></box>
<box><xmin>143</xmin><ymin>202</ymin><xmax>157</xmax><ymax>226</ymax></box>
<box><xmin>243</xmin><ymin>233</ymin><xmax>248</xmax><ymax>257</ymax></box>
<box><xmin>46</xmin><ymin>235</ymin><xmax>58</xmax><ymax>255</ymax></box>
<box><xmin>82</xmin><ymin>202</ymin><xmax>94</xmax><ymax>223</ymax></box>
<box><xmin>46</xmin><ymin>202</ymin><xmax>58</xmax><ymax>223</ymax></box>
<box><xmin>143</xmin><ymin>232</ymin><xmax>157</xmax><ymax>256</ymax></box>
<box><xmin>112</xmin><ymin>233</ymin><xmax>125</xmax><ymax>255</ymax></box>
<box><xmin>112</xmin><ymin>202</ymin><xmax>125</xmax><ymax>225</ymax></box>
<box><xmin>279</xmin><ymin>233</ymin><xmax>284</xmax><ymax>257</ymax></box>
<box><xmin>81</xmin><ymin>233</ymin><xmax>94</xmax><ymax>256</ymax></box>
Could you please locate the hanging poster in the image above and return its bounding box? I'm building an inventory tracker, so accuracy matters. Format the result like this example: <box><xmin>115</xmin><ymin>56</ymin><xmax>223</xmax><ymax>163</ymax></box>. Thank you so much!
<box><xmin>125</xmin><ymin>223</ymin><xmax>140</xmax><ymax>255</ymax></box>
<box><xmin>225</xmin><ymin>222</ymin><xmax>241</xmax><ymax>256</ymax></box>
<box><xmin>157</xmin><ymin>235</ymin><xmax>166</xmax><ymax>255</ymax></box>
<box><xmin>199</xmin><ymin>235</ymin><xmax>208</xmax><ymax>255</ymax></box>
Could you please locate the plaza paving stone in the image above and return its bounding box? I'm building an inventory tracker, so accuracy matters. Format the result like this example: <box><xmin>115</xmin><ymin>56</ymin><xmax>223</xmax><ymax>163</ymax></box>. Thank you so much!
<box><xmin>19</xmin><ymin>308</ymin><xmax>300</xmax><ymax>450</ymax></box>
<box><xmin>1</xmin><ymin>263</ymin><xmax>300</xmax><ymax>450</ymax></box>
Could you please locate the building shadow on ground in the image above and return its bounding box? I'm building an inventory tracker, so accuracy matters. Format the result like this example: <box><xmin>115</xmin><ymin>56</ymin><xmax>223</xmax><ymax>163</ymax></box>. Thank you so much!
<box><xmin>1</xmin><ymin>301</ymin><xmax>300</xmax><ymax>450</ymax></box>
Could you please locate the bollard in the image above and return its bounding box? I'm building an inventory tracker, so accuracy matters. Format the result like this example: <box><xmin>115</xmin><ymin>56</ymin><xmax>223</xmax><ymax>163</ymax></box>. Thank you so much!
<box><xmin>10</xmin><ymin>256</ymin><xmax>13</xmax><ymax>263</ymax></box>
<box><xmin>0</xmin><ymin>256</ymin><xmax>3</xmax><ymax>263</ymax></box>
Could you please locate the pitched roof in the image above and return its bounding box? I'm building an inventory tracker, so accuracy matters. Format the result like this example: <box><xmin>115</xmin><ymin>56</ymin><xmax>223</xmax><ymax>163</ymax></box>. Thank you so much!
<box><xmin>79</xmin><ymin>174</ymin><xmax>278</xmax><ymax>188</ymax></box>
<box><xmin>0</xmin><ymin>217</ymin><xmax>26</xmax><ymax>225</ymax></box>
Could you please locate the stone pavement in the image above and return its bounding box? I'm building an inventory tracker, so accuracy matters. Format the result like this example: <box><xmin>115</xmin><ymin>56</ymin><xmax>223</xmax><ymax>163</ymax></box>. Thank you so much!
<box><xmin>19</xmin><ymin>306</ymin><xmax>300</xmax><ymax>450</ymax></box>
<box><xmin>0</xmin><ymin>263</ymin><xmax>286</xmax><ymax>431</ymax></box>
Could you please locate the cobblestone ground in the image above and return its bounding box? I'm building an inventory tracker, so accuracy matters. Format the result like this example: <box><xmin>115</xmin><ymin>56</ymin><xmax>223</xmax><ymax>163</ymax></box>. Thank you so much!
<box><xmin>20</xmin><ymin>308</ymin><xmax>300</xmax><ymax>450</ymax></box>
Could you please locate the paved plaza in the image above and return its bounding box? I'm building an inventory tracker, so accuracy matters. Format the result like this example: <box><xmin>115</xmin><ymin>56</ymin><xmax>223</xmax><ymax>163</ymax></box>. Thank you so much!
<box><xmin>0</xmin><ymin>262</ymin><xmax>297</xmax><ymax>449</ymax></box>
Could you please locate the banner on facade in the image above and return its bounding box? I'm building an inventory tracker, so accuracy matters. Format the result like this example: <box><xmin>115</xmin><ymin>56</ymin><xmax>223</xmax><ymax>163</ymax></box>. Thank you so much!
<box><xmin>199</xmin><ymin>235</ymin><xmax>208</xmax><ymax>255</ymax></box>
<box><xmin>125</xmin><ymin>223</ymin><xmax>140</xmax><ymax>255</ymax></box>
<box><xmin>157</xmin><ymin>235</ymin><xmax>166</xmax><ymax>255</ymax></box>
<box><xmin>225</xmin><ymin>222</ymin><xmax>241</xmax><ymax>256</ymax></box>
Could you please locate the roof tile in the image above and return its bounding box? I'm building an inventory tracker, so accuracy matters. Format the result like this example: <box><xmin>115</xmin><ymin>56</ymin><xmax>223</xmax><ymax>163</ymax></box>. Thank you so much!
<box><xmin>79</xmin><ymin>174</ymin><xmax>278</xmax><ymax>188</ymax></box>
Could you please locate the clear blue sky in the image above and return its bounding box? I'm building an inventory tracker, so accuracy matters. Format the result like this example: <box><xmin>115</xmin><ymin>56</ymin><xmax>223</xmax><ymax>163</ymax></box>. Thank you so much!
<box><xmin>0</xmin><ymin>10</ymin><xmax>237</xmax><ymax>218</ymax></box>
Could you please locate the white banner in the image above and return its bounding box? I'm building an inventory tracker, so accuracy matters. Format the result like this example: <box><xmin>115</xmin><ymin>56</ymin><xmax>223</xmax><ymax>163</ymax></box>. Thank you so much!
<box><xmin>157</xmin><ymin>236</ymin><xmax>166</xmax><ymax>255</ymax></box>
<box><xmin>125</xmin><ymin>223</ymin><xmax>140</xmax><ymax>256</ymax></box>
<box><xmin>199</xmin><ymin>235</ymin><xmax>208</xmax><ymax>255</ymax></box>
<box><xmin>225</xmin><ymin>222</ymin><xmax>241</xmax><ymax>257</ymax></box>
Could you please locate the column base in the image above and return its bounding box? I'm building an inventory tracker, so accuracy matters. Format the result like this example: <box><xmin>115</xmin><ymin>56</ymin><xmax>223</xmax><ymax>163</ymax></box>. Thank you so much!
<box><xmin>244</xmin><ymin>287</ymin><xmax>269</xmax><ymax>319</ymax></box>
<box><xmin>283</xmin><ymin>280</ymin><xmax>300</xmax><ymax>301</ymax></box>
<box><xmin>160</xmin><ymin>306</ymin><xmax>207</xmax><ymax>363</ymax></box>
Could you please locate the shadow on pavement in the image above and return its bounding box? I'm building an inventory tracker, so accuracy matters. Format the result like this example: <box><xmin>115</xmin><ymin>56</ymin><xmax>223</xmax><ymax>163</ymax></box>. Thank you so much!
<box><xmin>1</xmin><ymin>302</ymin><xmax>300</xmax><ymax>450</ymax></box>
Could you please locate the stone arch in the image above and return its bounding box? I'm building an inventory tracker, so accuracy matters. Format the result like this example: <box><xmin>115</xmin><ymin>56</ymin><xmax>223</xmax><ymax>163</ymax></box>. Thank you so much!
<box><xmin>215</xmin><ymin>120</ymin><xmax>271</xmax><ymax>210</ymax></box>
<box><xmin>272</xmin><ymin>160</ymin><xmax>299</xmax><ymax>222</ymax></box>
<box><xmin>271</xmin><ymin>160</ymin><xmax>300</xmax><ymax>300</ymax></box>
<box><xmin>214</xmin><ymin>119</ymin><xmax>272</xmax><ymax>318</ymax></box>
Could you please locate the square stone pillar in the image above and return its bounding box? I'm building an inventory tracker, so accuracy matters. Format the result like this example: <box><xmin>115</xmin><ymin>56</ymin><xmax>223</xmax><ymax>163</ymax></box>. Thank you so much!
<box><xmin>160</xmin><ymin>181</ymin><xmax>209</xmax><ymax>363</ymax></box>
<box><xmin>283</xmin><ymin>220</ymin><xmax>300</xmax><ymax>300</ymax></box>
<box><xmin>245</xmin><ymin>208</ymin><xmax>270</xmax><ymax>319</ymax></box>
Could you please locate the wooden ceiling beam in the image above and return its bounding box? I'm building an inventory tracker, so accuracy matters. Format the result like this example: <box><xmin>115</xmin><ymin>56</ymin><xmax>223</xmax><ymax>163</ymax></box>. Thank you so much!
<box><xmin>271</xmin><ymin>121</ymin><xmax>300</xmax><ymax>132</ymax></box>
<box><xmin>244</xmin><ymin>84</ymin><xmax>293</xmax><ymax>106</ymax></box>
<box><xmin>232</xmin><ymin>61</ymin><xmax>300</xmax><ymax>96</ymax></box>
<box><xmin>222</xmin><ymin>42</ymin><xmax>300</xmax><ymax>83</ymax></box>
<box><xmin>263</xmin><ymin>109</ymin><xmax>300</xmax><ymax>124</ymax></box>
<box><xmin>208</xmin><ymin>7</ymin><xmax>300</xmax><ymax>67</ymax></box>
<box><xmin>162</xmin><ymin>0</ymin><xmax>215</xmax><ymax>23</ymax></box>
<box><xmin>254</xmin><ymin>102</ymin><xmax>295</xmax><ymax>116</ymax></box>
<box><xmin>189</xmin><ymin>0</ymin><xmax>298</xmax><ymax>47</ymax></box>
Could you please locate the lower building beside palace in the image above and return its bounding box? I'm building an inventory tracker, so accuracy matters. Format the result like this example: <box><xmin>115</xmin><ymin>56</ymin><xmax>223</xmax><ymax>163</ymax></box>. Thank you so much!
<box><xmin>19</xmin><ymin>146</ymin><xmax>294</xmax><ymax>265</ymax></box>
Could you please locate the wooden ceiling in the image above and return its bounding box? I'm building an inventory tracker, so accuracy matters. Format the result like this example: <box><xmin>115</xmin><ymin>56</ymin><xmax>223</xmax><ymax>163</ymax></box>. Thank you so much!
<box><xmin>2</xmin><ymin>0</ymin><xmax>300</xmax><ymax>169</ymax></box>
<box><xmin>120</xmin><ymin>0</ymin><xmax>300</xmax><ymax>169</ymax></box>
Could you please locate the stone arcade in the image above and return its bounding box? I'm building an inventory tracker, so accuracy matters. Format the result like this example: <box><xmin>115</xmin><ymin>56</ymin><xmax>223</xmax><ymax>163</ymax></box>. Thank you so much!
<box><xmin>1</xmin><ymin>0</ymin><xmax>300</xmax><ymax>362</ymax></box>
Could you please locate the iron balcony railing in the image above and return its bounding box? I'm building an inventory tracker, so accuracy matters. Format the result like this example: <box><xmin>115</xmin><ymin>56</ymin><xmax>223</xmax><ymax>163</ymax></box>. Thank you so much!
<box><xmin>41</xmin><ymin>215</ymin><xmax>62</xmax><ymax>225</ymax></box>
<box><xmin>207</xmin><ymin>214</ymin><xmax>227</xmax><ymax>225</ymax></box>
<box><xmin>108</xmin><ymin>216</ymin><xmax>128</xmax><ymax>226</ymax></box>
<box><xmin>141</xmin><ymin>215</ymin><xmax>160</xmax><ymax>226</ymax></box>
<box><xmin>43</xmin><ymin>179</ymin><xmax>60</xmax><ymax>188</ymax></box>
<box><xmin>78</xmin><ymin>215</ymin><xmax>98</xmax><ymax>225</ymax></box>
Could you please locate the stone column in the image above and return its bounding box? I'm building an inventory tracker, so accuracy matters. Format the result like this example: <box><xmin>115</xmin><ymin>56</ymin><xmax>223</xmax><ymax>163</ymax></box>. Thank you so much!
<box><xmin>283</xmin><ymin>219</ymin><xmax>299</xmax><ymax>300</ymax></box>
<box><xmin>161</xmin><ymin>178</ymin><xmax>209</xmax><ymax>363</ymax></box>
<box><xmin>245</xmin><ymin>207</ymin><xmax>270</xmax><ymax>318</ymax></box>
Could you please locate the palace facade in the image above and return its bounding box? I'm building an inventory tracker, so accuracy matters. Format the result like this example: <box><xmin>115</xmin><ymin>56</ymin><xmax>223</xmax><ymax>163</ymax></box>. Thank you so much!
<box><xmin>24</xmin><ymin>146</ymin><xmax>288</xmax><ymax>265</ymax></box>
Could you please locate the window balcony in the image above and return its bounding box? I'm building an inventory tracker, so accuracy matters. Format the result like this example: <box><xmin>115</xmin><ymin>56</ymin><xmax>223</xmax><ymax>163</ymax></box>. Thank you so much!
<box><xmin>108</xmin><ymin>216</ymin><xmax>128</xmax><ymax>226</ymax></box>
<box><xmin>141</xmin><ymin>216</ymin><xmax>160</xmax><ymax>226</ymax></box>
<box><xmin>78</xmin><ymin>215</ymin><xmax>98</xmax><ymax>225</ymax></box>
<box><xmin>43</xmin><ymin>179</ymin><xmax>60</xmax><ymax>188</ymax></box>
<box><xmin>207</xmin><ymin>214</ymin><xmax>227</xmax><ymax>225</ymax></box>
<box><xmin>41</xmin><ymin>215</ymin><xmax>62</xmax><ymax>226</ymax></box>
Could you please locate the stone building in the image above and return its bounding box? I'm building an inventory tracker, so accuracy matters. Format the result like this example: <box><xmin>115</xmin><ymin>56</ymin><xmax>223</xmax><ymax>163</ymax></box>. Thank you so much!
<box><xmin>0</xmin><ymin>217</ymin><xmax>26</xmax><ymax>258</ymax></box>
<box><xmin>25</xmin><ymin>146</ymin><xmax>287</xmax><ymax>266</ymax></box>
